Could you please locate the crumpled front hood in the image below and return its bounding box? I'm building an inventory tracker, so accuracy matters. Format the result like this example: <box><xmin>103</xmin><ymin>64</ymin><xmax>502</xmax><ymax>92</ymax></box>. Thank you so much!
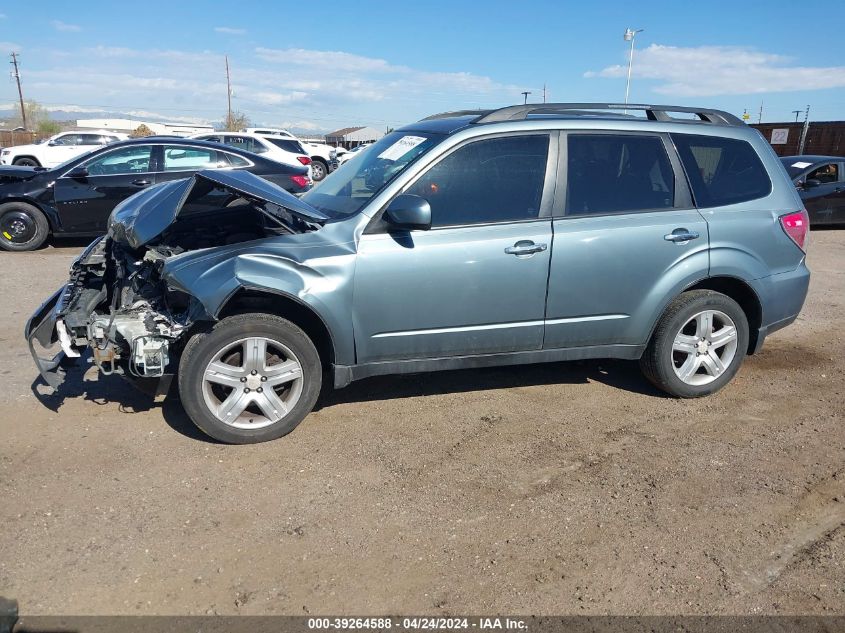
<box><xmin>108</xmin><ymin>170</ymin><xmax>327</xmax><ymax>250</ymax></box>
<box><xmin>0</xmin><ymin>165</ymin><xmax>44</xmax><ymax>181</ymax></box>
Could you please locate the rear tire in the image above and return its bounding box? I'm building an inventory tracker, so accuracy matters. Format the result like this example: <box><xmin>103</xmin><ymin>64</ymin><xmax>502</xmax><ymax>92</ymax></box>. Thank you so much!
<box><xmin>640</xmin><ymin>290</ymin><xmax>748</xmax><ymax>398</ymax></box>
<box><xmin>178</xmin><ymin>313</ymin><xmax>322</xmax><ymax>444</ymax></box>
<box><xmin>311</xmin><ymin>159</ymin><xmax>327</xmax><ymax>182</ymax></box>
<box><xmin>0</xmin><ymin>201</ymin><xmax>50</xmax><ymax>251</ymax></box>
<box><xmin>13</xmin><ymin>157</ymin><xmax>40</xmax><ymax>167</ymax></box>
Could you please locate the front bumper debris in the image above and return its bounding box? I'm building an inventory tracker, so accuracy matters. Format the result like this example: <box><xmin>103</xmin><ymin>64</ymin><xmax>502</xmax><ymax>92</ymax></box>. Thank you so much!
<box><xmin>24</xmin><ymin>286</ymin><xmax>71</xmax><ymax>390</ymax></box>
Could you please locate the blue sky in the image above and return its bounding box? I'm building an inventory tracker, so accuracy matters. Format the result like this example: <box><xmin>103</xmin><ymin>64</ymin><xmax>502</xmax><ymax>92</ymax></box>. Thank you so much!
<box><xmin>1</xmin><ymin>0</ymin><xmax>844</xmax><ymax>131</ymax></box>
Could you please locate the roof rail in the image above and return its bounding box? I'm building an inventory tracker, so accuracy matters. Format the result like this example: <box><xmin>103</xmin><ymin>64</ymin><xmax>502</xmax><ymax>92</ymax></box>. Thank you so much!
<box><xmin>471</xmin><ymin>103</ymin><xmax>744</xmax><ymax>126</ymax></box>
<box><xmin>421</xmin><ymin>109</ymin><xmax>493</xmax><ymax>121</ymax></box>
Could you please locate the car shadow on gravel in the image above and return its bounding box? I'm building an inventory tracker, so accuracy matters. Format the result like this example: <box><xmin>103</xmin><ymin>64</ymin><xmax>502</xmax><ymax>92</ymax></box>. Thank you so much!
<box><xmin>317</xmin><ymin>358</ymin><xmax>666</xmax><ymax>409</ymax></box>
<box><xmin>30</xmin><ymin>361</ymin><xmax>158</xmax><ymax>415</ymax></box>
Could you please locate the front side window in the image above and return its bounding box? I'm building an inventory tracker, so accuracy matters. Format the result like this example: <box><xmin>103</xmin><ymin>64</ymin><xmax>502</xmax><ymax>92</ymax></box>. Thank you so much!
<box><xmin>672</xmin><ymin>133</ymin><xmax>771</xmax><ymax>207</ymax></box>
<box><xmin>51</xmin><ymin>135</ymin><xmax>77</xmax><ymax>146</ymax></box>
<box><xmin>303</xmin><ymin>130</ymin><xmax>443</xmax><ymax>218</ymax></box>
<box><xmin>82</xmin><ymin>146</ymin><xmax>153</xmax><ymax>175</ymax></box>
<box><xmin>807</xmin><ymin>163</ymin><xmax>839</xmax><ymax>184</ymax></box>
<box><xmin>404</xmin><ymin>135</ymin><xmax>550</xmax><ymax>227</ymax></box>
<box><xmin>566</xmin><ymin>134</ymin><xmax>675</xmax><ymax>216</ymax></box>
<box><xmin>79</xmin><ymin>134</ymin><xmax>106</xmax><ymax>145</ymax></box>
<box><xmin>163</xmin><ymin>146</ymin><xmax>222</xmax><ymax>171</ymax></box>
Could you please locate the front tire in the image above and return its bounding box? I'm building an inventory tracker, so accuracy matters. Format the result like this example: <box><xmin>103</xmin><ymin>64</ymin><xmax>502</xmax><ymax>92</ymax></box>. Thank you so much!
<box><xmin>0</xmin><ymin>201</ymin><xmax>50</xmax><ymax>251</ymax></box>
<box><xmin>13</xmin><ymin>157</ymin><xmax>40</xmax><ymax>167</ymax></box>
<box><xmin>640</xmin><ymin>290</ymin><xmax>749</xmax><ymax>398</ymax></box>
<box><xmin>178</xmin><ymin>313</ymin><xmax>322</xmax><ymax>444</ymax></box>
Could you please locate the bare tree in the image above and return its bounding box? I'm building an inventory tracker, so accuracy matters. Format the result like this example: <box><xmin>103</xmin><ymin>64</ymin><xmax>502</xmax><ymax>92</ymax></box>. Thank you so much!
<box><xmin>222</xmin><ymin>110</ymin><xmax>249</xmax><ymax>132</ymax></box>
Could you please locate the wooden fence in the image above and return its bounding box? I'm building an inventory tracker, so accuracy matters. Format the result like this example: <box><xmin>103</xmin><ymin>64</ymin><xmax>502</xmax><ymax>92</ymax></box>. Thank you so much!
<box><xmin>751</xmin><ymin>121</ymin><xmax>845</xmax><ymax>157</ymax></box>
<box><xmin>0</xmin><ymin>130</ymin><xmax>40</xmax><ymax>148</ymax></box>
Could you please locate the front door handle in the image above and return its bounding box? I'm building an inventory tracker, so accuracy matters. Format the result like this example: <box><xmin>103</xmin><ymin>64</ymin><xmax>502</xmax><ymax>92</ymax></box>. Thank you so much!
<box><xmin>132</xmin><ymin>179</ymin><xmax>151</xmax><ymax>186</ymax></box>
<box><xmin>505</xmin><ymin>240</ymin><xmax>548</xmax><ymax>256</ymax></box>
<box><xmin>664</xmin><ymin>228</ymin><xmax>700</xmax><ymax>243</ymax></box>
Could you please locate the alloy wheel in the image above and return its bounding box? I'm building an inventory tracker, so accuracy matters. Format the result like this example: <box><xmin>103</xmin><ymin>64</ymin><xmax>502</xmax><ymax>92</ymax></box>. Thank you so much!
<box><xmin>201</xmin><ymin>336</ymin><xmax>304</xmax><ymax>429</ymax></box>
<box><xmin>671</xmin><ymin>309</ymin><xmax>738</xmax><ymax>386</ymax></box>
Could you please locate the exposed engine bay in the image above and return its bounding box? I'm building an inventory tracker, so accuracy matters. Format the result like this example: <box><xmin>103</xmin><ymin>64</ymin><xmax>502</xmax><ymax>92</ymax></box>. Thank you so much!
<box><xmin>47</xmin><ymin>177</ymin><xmax>326</xmax><ymax>386</ymax></box>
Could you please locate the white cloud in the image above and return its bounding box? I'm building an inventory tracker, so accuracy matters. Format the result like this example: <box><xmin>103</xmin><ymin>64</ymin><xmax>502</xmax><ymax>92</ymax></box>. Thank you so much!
<box><xmin>0</xmin><ymin>13</ymin><xmax>6</xmax><ymax>19</ymax></box>
<box><xmin>51</xmin><ymin>20</ymin><xmax>81</xmax><ymax>32</ymax></box>
<box><xmin>0</xmin><ymin>41</ymin><xmax>21</xmax><ymax>51</ymax></box>
<box><xmin>10</xmin><ymin>44</ymin><xmax>521</xmax><ymax>131</ymax></box>
<box><xmin>214</xmin><ymin>27</ymin><xmax>247</xmax><ymax>35</ymax></box>
<box><xmin>585</xmin><ymin>44</ymin><xmax>845</xmax><ymax>97</ymax></box>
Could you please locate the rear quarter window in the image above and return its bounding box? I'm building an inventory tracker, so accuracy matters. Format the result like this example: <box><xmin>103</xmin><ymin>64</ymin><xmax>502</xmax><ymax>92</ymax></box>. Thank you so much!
<box><xmin>672</xmin><ymin>133</ymin><xmax>771</xmax><ymax>207</ymax></box>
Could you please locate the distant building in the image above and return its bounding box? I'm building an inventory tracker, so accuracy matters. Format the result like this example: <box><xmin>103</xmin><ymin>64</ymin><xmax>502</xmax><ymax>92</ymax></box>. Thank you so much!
<box><xmin>76</xmin><ymin>118</ymin><xmax>214</xmax><ymax>137</ymax></box>
<box><xmin>324</xmin><ymin>126</ymin><xmax>384</xmax><ymax>148</ymax></box>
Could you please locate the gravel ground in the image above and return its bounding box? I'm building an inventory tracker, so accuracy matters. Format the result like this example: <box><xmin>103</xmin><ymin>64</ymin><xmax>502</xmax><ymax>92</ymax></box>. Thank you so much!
<box><xmin>0</xmin><ymin>231</ymin><xmax>843</xmax><ymax>616</ymax></box>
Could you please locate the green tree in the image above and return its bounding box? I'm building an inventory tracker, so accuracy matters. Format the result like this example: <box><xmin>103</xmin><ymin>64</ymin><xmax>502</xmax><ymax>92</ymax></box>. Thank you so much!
<box><xmin>222</xmin><ymin>110</ymin><xmax>249</xmax><ymax>132</ymax></box>
<box><xmin>36</xmin><ymin>119</ymin><xmax>61</xmax><ymax>136</ymax></box>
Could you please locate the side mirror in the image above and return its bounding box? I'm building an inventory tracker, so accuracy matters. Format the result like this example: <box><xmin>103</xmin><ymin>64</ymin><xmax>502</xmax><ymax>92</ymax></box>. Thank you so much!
<box><xmin>803</xmin><ymin>178</ymin><xmax>821</xmax><ymax>189</ymax></box>
<box><xmin>67</xmin><ymin>166</ymin><xmax>88</xmax><ymax>179</ymax></box>
<box><xmin>384</xmin><ymin>194</ymin><xmax>431</xmax><ymax>231</ymax></box>
<box><xmin>47</xmin><ymin>140</ymin><xmax>58</xmax><ymax>146</ymax></box>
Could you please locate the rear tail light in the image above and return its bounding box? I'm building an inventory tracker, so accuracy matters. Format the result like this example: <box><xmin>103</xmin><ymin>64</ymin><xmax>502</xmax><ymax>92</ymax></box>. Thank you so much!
<box><xmin>297</xmin><ymin>156</ymin><xmax>311</xmax><ymax>165</ymax></box>
<box><xmin>291</xmin><ymin>175</ymin><xmax>310</xmax><ymax>188</ymax></box>
<box><xmin>779</xmin><ymin>210</ymin><xmax>809</xmax><ymax>252</ymax></box>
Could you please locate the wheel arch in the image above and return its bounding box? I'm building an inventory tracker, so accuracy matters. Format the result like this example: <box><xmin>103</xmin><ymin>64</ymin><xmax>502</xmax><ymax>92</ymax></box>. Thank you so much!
<box><xmin>215</xmin><ymin>287</ymin><xmax>337</xmax><ymax>370</ymax></box>
<box><xmin>11</xmin><ymin>155</ymin><xmax>41</xmax><ymax>166</ymax></box>
<box><xmin>0</xmin><ymin>195</ymin><xmax>56</xmax><ymax>230</ymax></box>
<box><xmin>676</xmin><ymin>276</ymin><xmax>763</xmax><ymax>354</ymax></box>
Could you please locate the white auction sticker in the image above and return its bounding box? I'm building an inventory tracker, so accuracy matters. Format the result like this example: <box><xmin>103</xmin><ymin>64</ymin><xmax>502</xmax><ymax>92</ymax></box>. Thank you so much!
<box><xmin>377</xmin><ymin>135</ymin><xmax>427</xmax><ymax>161</ymax></box>
<box><xmin>791</xmin><ymin>161</ymin><xmax>812</xmax><ymax>169</ymax></box>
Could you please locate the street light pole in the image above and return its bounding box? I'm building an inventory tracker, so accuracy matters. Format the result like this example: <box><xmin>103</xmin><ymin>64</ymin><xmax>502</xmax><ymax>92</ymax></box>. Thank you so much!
<box><xmin>623</xmin><ymin>28</ymin><xmax>644</xmax><ymax>107</ymax></box>
<box><xmin>521</xmin><ymin>91</ymin><xmax>531</xmax><ymax>104</ymax></box>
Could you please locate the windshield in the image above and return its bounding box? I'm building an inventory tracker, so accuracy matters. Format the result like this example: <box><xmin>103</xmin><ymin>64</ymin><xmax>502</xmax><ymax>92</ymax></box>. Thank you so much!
<box><xmin>302</xmin><ymin>131</ymin><xmax>444</xmax><ymax>217</ymax></box>
<box><xmin>780</xmin><ymin>157</ymin><xmax>814</xmax><ymax>180</ymax></box>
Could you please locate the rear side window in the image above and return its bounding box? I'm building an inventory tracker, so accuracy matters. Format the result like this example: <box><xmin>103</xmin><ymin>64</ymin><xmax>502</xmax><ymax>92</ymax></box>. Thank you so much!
<box><xmin>566</xmin><ymin>134</ymin><xmax>675</xmax><ymax>215</ymax></box>
<box><xmin>265</xmin><ymin>137</ymin><xmax>306</xmax><ymax>154</ymax></box>
<box><xmin>672</xmin><ymin>134</ymin><xmax>771</xmax><ymax>207</ymax></box>
<box><xmin>405</xmin><ymin>135</ymin><xmax>549</xmax><ymax>227</ymax></box>
<box><xmin>162</xmin><ymin>146</ymin><xmax>222</xmax><ymax>171</ymax></box>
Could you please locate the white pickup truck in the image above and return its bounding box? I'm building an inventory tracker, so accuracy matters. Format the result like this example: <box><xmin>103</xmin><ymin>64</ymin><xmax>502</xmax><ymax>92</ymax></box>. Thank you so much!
<box><xmin>246</xmin><ymin>128</ymin><xmax>346</xmax><ymax>181</ymax></box>
<box><xmin>0</xmin><ymin>130</ymin><xmax>128</xmax><ymax>168</ymax></box>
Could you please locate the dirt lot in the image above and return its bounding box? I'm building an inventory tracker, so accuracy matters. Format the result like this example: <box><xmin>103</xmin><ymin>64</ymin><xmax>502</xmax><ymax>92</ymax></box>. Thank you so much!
<box><xmin>0</xmin><ymin>231</ymin><xmax>843</xmax><ymax>616</ymax></box>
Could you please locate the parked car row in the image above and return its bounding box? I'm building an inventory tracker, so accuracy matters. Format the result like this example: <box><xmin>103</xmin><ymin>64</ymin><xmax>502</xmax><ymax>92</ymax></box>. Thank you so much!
<box><xmin>0</xmin><ymin>137</ymin><xmax>310</xmax><ymax>251</ymax></box>
<box><xmin>1</xmin><ymin>130</ymin><xmax>129</xmax><ymax>168</ymax></box>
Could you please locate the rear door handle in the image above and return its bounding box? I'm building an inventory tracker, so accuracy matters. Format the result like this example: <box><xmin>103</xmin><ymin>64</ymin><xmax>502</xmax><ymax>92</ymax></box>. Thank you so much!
<box><xmin>132</xmin><ymin>179</ymin><xmax>151</xmax><ymax>186</ymax></box>
<box><xmin>505</xmin><ymin>240</ymin><xmax>548</xmax><ymax>256</ymax></box>
<box><xmin>664</xmin><ymin>228</ymin><xmax>700</xmax><ymax>243</ymax></box>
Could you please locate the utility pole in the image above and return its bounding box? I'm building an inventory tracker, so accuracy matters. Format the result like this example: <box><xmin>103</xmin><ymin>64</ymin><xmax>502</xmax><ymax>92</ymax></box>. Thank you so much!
<box><xmin>521</xmin><ymin>91</ymin><xmax>531</xmax><ymax>104</ymax></box>
<box><xmin>623</xmin><ymin>28</ymin><xmax>644</xmax><ymax>108</ymax></box>
<box><xmin>542</xmin><ymin>83</ymin><xmax>547</xmax><ymax>104</ymax></box>
<box><xmin>225</xmin><ymin>55</ymin><xmax>232</xmax><ymax>128</ymax></box>
<box><xmin>791</xmin><ymin>110</ymin><xmax>801</xmax><ymax>123</ymax></box>
<box><xmin>757</xmin><ymin>101</ymin><xmax>763</xmax><ymax>124</ymax></box>
<box><xmin>10</xmin><ymin>52</ymin><xmax>26</xmax><ymax>130</ymax></box>
<box><xmin>798</xmin><ymin>105</ymin><xmax>811</xmax><ymax>155</ymax></box>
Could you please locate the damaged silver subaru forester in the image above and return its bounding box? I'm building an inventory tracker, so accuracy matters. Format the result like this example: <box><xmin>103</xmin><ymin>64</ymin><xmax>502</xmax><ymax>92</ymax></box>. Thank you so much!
<box><xmin>26</xmin><ymin>104</ymin><xmax>811</xmax><ymax>443</ymax></box>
